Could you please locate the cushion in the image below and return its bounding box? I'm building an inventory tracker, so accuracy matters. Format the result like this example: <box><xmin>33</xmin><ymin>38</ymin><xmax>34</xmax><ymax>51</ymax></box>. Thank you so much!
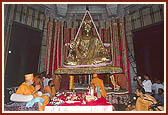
<box><xmin>10</xmin><ymin>93</ymin><xmax>33</xmax><ymax>102</ymax></box>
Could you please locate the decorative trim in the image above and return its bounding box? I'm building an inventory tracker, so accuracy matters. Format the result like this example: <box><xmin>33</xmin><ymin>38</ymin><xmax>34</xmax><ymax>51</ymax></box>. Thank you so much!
<box><xmin>55</xmin><ymin>66</ymin><xmax>122</xmax><ymax>75</ymax></box>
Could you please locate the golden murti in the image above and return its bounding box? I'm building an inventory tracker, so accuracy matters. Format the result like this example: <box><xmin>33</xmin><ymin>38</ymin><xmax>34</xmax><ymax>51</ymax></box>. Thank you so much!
<box><xmin>64</xmin><ymin>15</ymin><xmax>111</xmax><ymax>66</ymax></box>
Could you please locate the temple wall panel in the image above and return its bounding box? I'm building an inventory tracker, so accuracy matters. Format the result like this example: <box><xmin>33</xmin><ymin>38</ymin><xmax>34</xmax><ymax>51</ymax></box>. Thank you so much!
<box><xmin>4</xmin><ymin>4</ymin><xmax>16</xmax><ymax>70</ymax></box>
<box><xmin>152</xmin><ymin>5</ymin><xmax>163</xmax><ymax>23</ymax></box>
<box><xmin>124</xmin><ymin>4</ymin><xmax>164</xmax><ymax>92</ymax></box>
<box><xmin>21</xmin><ymin>5</ymin><xmax>28</xmax><ymax>24</ymax></box>
<box><xmin>4</xmin><ymin>4</ymin><xmax>47</xmax><ymax>72</ymax></box>
<box><xmin>14</xmin><ymin>5</ymin><xmax>22</xmax><ymax>22</ymax></box>
<box><xmin>124</xmin><ymin>4</ymin><xmax>164</xmax><ymax>64</ymax></box>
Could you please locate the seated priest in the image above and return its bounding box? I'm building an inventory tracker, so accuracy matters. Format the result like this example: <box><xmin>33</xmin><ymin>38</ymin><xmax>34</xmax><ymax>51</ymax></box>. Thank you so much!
<box><xmin>43</xmin><ymin>80</ymin><xmax>56</xmax><ymax>99</ymax></box>
<box><xmin>91</xmin><ymin>74</ymin><xmax>107</xmax><ymax>98</ymax></box>
<box><xmin>16</xmin><ymin>73</ymin><xmax>49</xmax><ymax>111</ymax></box>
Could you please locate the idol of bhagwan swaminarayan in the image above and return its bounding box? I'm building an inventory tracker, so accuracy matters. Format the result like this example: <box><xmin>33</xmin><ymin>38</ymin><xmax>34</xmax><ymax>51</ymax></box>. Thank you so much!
<box><xmin>64</xmin><ymin>15</ymin><xmax>111</xmax><ymax>66</ymax></box>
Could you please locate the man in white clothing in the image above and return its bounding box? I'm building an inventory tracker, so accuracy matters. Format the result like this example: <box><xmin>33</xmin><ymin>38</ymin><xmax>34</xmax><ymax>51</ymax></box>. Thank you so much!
<box><xmin>43</xmin><ymin>74</ymin><xmax>52</xmax><ymax>88</ymax></box>
<box><xmin>137</xmin><ymin>74</ymin><xmax>152</xmax><ymax>95</ymax></box>
<box><xmin>152</xmin><ymin>79</ymin><xmax>164</xmax><ymax>94</ymax></box>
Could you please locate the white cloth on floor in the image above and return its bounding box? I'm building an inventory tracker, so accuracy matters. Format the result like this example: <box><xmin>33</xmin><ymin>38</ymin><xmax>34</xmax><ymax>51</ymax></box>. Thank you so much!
<box><xmin>10</xmin><ymin>93</ymin><xmax>33</xmax><ymax>102</ymax></box>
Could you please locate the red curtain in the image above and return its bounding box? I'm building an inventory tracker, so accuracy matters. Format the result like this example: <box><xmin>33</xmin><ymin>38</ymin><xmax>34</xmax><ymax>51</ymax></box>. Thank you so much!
<box><xmin>46</xmin><ymin>21</ymin><xmax>63</xmax><ymax>75</ymax></box>
<box><xmin>110</xmin><ymin>21</ymin><xmax>132</xmax><ymax>93</ymax></box>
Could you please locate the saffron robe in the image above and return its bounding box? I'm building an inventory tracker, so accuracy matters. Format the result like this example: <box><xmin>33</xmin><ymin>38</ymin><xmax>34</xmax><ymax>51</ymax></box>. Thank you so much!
<box><xmin>136</xmin><ymin>94</ymin><xmax>157</xmax><ymax>111</ymax></box>
<box><xmin>34</xmin><ymin>77</ymin><xmax>43</xmax><ymax>92</ymax></box>
<box><xmin>16</xmin><ymin>82</ymin><xmax>49</xmax><ymax>111</ymax></box>
<box><xmin>91</xmin><ymin>77</ymin><xmax>107</xmax><ymax>98</ymax></box>
<box><xmin>43</xmin><ymin>86</ymin><xmax>56</xmax><ymax>99</ymax></box>
<box><xmin>52</xmin><ymin>75</ymin><xmax>62</xmax><ymax>90</ymax></box>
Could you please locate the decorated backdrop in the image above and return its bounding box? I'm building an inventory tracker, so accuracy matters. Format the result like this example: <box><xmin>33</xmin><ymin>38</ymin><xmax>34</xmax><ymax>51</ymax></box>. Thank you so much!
<box><xmin>45</xmin><ymin>19</ymin><xmax>131</xmax><ymax>92</ymax></box>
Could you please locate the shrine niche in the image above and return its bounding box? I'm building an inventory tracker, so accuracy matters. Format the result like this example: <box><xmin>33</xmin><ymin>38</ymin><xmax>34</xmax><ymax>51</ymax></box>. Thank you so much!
<box><xmin>55</xmin><ymin>10</ymin><xmax>122</xmax><ymax>74</ymax></box>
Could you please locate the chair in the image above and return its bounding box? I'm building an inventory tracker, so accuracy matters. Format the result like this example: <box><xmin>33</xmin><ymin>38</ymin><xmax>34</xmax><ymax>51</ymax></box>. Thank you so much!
<box><xmin>110</xmin><ymin>75</ymin><xmax>120</xmax><ymax>91</ymax></box>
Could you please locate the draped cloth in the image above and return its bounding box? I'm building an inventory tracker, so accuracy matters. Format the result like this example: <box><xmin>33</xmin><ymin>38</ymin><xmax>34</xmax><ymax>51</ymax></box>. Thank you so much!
<box><xmin>46</xmin><ymin>21</ymin><xmax>63</xmax><ymax>75</ymax></box>
<box><xmin>52</xmin><ymin>75</ymin><xmax>62</xmax><ymax>90</ymax></box>
<box><xmin>16</xmin><ymin>82</ymin><xmax>49</xmax><ymax>111</ymax></box>
<box><xmin>135</xmin><ymin>94</ymin><xmax>157</xmax><ymax>111</ymax></box>
<box><xmin>110</xmin><ymin>20</ymin><xmax>132</xmax><ymax>93</ymax></box>
<box><xmin>43</xmin><ymin>86</ymin><xmax>56</xmax><ymax>99</ymax></box>
<box><xmin>113</xmin><ymin>73</ymin><xmax>127</xmax><ymax>90</ymax></box>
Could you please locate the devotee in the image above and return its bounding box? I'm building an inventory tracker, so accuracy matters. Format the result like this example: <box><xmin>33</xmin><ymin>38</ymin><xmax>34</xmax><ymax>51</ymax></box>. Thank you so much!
<box><xmin>127</xmin><ymin>87</ymin><xmax>163</xmax><ymax>111</ymax></box>
<box><xmin>16</xmin><ymin>73</ymin><xmax>49</xmax><ymax>111</ymax></box>
<box><xmin>43</xmin><ymin>80</ymin><xmax>56</xmax><ymax>99</ymax></box>
<box><xmin>34</xmin><ymin>74</ymin><xmax>44</xmax><ymax>92</ymax></box>
<box><xmin>154</xmin><ymin>88</ymin><xmax>164</xmax><ymax>106</ymax></box>
<box><xmin>40</xmin><ymin>71</ymin><xmax>46</xmax><ymax>78</ymax></box>
<box><xmin>137</xmin><ymin>74</ymin><xmax>152</xmax><ymax>95</ymax></box>
<box><xmin>43</xmin><ymin>74</ymin><xmax>52</xmax><ymax>88</ymax></box>
<box><xmin>151</xmin><ymin>78</ymin><xmax>158</xmax><ymax>95</ymax></box>
<box><xmin>52</xmin><ymin>74</ymin><xmax>62</xmax><ymax>91</ymax></box>
<box><xmin>91</xmin><ymin>73</ymin><xmax>107</xmax><ymax>98</ymax></box>
<box><xmin>152</xmin><ymin>79</ymin><xmax>164</xmax><ymax>95</ymax></box>
<box><xmin>134</xmin><ymin>87</ymin><xmax>157</xmax><ymax>111</ymax></box>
